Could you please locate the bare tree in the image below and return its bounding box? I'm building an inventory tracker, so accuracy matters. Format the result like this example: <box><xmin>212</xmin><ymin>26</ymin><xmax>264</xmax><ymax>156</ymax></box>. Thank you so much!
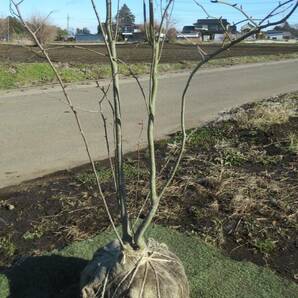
<box><xmin>10</xmin><ymin>0</ymin><xmax>298</xmax><ymax>297</ymax></box>
<box><xmin>166</xmin><ymin>27</ymin><xmax>177</xmax><ymax>42</ymax></box>
<box><xmin>0</xmin><ymin>18</ymin><xmax>7</xmax><ymax>40</ymax></box>
<box><xmin>28</xmin><ymin>14</ymin><xmax>57</xmax><ymax>44</ymax></box>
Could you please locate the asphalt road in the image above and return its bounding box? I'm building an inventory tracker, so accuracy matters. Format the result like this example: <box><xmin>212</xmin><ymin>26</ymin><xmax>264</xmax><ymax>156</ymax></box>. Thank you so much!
<box><xmin>1</xmin><ymin>60</ymin><xmax>297</xmax><ymax>188</ymax></box>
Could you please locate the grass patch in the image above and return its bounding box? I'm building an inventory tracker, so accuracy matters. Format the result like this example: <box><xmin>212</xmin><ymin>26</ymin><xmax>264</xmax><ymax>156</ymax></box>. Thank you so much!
<box><xmin>76</xmin><ymin>162</ymin><xmax>147</xmax><ymax>187</ymax></box>
<box><xmin>171</xmin><ymin>126</ymin><xmax>226</xmax><ymax>150</ymax></box>
<box><xmin>1</xmin><ymin>226</ymin><xmax>298</xmax><ymax>298</ymax></box>
<box><xmin>1</xmin><ymin>52</ymin><xmax>298</xmax><ymax>90</ymax></box>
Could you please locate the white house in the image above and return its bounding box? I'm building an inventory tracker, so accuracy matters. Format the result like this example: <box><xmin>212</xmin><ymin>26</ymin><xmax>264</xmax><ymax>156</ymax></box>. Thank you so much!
<box><xmin>240</xmin><ymin>23</ymin><xmax>256</xmax><ymax>40</ymax></box>
<box><xmin>267</xmin><ymin>30</ymin><xmax>292</xmax><ymax>40</ymax></box>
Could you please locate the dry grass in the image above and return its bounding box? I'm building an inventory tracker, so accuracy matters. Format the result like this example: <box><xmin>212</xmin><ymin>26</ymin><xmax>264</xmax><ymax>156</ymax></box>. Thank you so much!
<box><xmin>233</xmin><ymin>98</ymin><xmax>297</xmax><ymax>130</ymax></box>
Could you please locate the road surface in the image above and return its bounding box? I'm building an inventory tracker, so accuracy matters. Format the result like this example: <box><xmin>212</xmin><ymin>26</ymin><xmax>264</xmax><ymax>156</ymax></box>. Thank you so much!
<box><xmin>1</xmin><ymin>60</ymin><xmax>297</xmax><ymax>188</ymax></box>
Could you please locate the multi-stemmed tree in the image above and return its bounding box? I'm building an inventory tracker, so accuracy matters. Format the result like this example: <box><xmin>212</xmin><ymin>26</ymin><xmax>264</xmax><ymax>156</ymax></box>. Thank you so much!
<box><xmin>10</xmin><ymin>0</ymin><xmax>298</xmax><ymax>296</ymax></box>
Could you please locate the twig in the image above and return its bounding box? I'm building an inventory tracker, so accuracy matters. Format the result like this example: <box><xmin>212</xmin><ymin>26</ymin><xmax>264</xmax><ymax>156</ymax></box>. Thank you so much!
<box><xmin>11</xmin><ymin>0</ymin><xmax>124</xmax><ymax>248</ymax></box>
<box><xmin>91</xmin><ymin>0</ymin><xmax>132</xmax><ymax>243</ymax></box>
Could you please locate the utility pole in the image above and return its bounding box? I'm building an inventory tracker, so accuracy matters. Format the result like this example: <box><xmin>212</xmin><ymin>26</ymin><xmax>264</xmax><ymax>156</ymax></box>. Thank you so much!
<box><xmin>67</xmin><ymin>14</ymin><xmax>70</xmax><ymax>33</ymax></box>
<box><xmin>7</xmin><ymin>16</ymin><xmax>10</xmax><ymax>42</ymax></box>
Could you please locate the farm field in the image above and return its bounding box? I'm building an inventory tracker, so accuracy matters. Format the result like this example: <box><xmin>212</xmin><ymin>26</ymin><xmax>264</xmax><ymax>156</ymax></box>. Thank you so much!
<box><xmin>1</xmin><ymin>43</ymin><xmax>298</xmax><ymax>64</ymax></box>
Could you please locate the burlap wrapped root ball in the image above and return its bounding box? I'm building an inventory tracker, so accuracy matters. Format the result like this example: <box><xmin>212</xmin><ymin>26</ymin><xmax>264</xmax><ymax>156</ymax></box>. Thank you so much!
<box><xmin>80</xmin><ymin>238</ymin><xmax>189</xmax><ymax>298</ymax></box>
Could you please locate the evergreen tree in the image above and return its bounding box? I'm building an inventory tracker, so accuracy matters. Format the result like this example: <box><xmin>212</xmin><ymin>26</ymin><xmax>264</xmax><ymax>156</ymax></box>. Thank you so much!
<box><xmin>117</xmin><ymin>4</ymin><xmax>135</xmax><ymax>28</ymax></box>
<box><xmin>8</xmin><ymin>16</ymin><xmax>26</xmax><ymax>35</ymax></box>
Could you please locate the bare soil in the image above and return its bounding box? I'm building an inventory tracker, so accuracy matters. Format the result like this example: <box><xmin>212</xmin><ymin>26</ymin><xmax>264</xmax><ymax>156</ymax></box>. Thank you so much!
<box><xmin>0</xmin><ymin>92</ymin><xmax>297</xmax><ymax>283</ymax></box>
<box><xmin>1</xmin><ymin>43</ymin><xmax>298</xmax><ymax>64</ymax></box>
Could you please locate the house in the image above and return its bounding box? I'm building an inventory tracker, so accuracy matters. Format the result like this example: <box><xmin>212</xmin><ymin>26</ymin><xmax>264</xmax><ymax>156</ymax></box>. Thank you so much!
<box><xmin>193</xmin><ymin>19</ymin><xmax>236</xmax><ymax>41</ymax></box>
<box><xmin>121</xmin><ymin>25</ymin><xmax>145</xmax><ymax>42</ymax></box>
<box><xmin>266</xmin><ymin>30</ymin><xmax>292</xmax><ymax>41</ymax></box>
<box><xmin>75</xmin><ymin>33</ymin><xmax>104</xmax><ymax>43</ymax></box>
<box><xmin>240</xmin><ymin>23</ymin><xmax>256</xmax><ymax>40</ymax></box>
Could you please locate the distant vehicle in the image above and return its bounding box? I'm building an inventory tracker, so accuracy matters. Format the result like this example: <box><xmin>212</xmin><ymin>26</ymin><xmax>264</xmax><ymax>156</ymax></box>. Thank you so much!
<box><xmin>177</xmin><ymin>25</ymin><xmax>200</xmax><ymax>39</ymax></box>
<box><xmin>182</xmin><ymin>26</ymin><xmax>197</xmax><ymax>33</ymax></box>
<box><xmin>177</xmin><ymin>32</ymin><xmax>200</xmax><ymax>39</ymax></box>
<box><xmin>63</xmin><ymin>34</ymin><xmax>75</xmax><ymax>42</ymax></box>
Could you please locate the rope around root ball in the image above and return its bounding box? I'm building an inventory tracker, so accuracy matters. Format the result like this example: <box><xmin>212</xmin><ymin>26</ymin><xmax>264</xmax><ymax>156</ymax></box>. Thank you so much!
<box><xmin>80</xmin><ymin>238</ymin><xmax>189</xmax><ymax>298</ymax></box>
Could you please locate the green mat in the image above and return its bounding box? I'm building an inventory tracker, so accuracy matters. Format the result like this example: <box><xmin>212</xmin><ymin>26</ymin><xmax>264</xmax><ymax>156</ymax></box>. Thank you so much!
<box><xmin>1</xmin><ymin>225</ymin><xmax>297</xmax><ymax>297</ymax></box>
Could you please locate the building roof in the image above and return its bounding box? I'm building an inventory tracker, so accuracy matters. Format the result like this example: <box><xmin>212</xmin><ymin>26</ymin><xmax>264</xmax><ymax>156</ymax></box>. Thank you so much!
<box><xmin>193</xmin><ymin>18</ymin><xmax>236</xmax><ymax>34</ymax></box>
<box><xmin>194</xmin><ymin>18</ymin><xmax>229</xmax><ymax>25</ymax></box>
<box><xmin>267</xmin><ymin>30</ymin><xmax>292</xmax><ymax>36</ymax></box>
<box><xmin>241</xmin><ymin>23</ymin><xmax>255</xmax><ymax>31</ymax></box>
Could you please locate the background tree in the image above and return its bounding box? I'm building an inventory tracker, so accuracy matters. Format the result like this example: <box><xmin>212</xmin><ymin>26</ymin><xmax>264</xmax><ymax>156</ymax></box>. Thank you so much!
<box><xmin>29</xmin><ymin>15</ymin><xmax>57</xmax><ymax>44</ymax></box>
<box><xmin>56</xmin><ymin>27</ymin><xmax>68</xmax><ymax>41</ymax></box>
<box><xmin>117</xmin><ymin>3</ymin><xmax>135</xmax><ymax>27</ymax></box>
<box><xmin>0</xmin><ymin>16</ymin><xmax>27</xmax><ymax>40</ymax></box>
<box><xmin>8</xmin><ymin>16</ymin><xmax>26</xmax><ymax>35</ymax></box>
<box><xmin>166</xmin><ymin>27</ymin><xmax>177</xmax><ymax>42</ymax></box>
<box><xmin>0</xmin><ymin>18</ymin><xmax>7</xmax><ymax>39</ymax></box>
<box><xmin>76</xmin><ymin>27</ymin><xmax>91</xmax><ymax>34</ymax></box>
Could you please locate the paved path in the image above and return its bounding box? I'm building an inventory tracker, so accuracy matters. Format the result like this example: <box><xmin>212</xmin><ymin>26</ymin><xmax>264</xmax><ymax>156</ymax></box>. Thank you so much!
<box><xmin>1</xmin><ymin>60</ymin><xmax>297</xmax><ymax>188</ymax></box>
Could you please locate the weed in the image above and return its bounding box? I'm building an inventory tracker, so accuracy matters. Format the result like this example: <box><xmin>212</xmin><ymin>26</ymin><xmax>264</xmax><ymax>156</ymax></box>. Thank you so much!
<box><xmin>223</xmin><ymin>149</ymin><xmax>247</xmax><ymax>166</ymax></box>
<box><xmin>23</xmin><ymin>228</ymin><xmax>44</xmax><ymax>241</ymax></box>
<box><xmin>255</xmin><ymin>239</ymin><xmax>277</xmax><ymax>254</ymax></box>
<box><xmin>77</xmin><ymin>167</ymin><xmax>113</xmax><ymax>185</ymax></box>
<box><xmin>257</xmin><ymin>154</ymin><xmax>282</xmax><ymax>166</ymax></box>
<box><xmin>0</xmin><ymin>237</ymin><xmax>16</xmax><ymax>257</ymax></box>
<box><xmin>171</xmin><ymin>127</ymin><xmax>224</xmax><ymax>150</ymax></box>
<box><xmin>288</xmin><ymin>133</ymin><xmax>298</xmax><ymax>154</ymax></box>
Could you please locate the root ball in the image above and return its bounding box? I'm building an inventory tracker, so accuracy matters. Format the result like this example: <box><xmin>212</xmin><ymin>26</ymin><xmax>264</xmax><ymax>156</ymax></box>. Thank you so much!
<box><xmin>80</xmin><ymin>238</ymin><xmax>189</xmax><ymax>298</ymax></box>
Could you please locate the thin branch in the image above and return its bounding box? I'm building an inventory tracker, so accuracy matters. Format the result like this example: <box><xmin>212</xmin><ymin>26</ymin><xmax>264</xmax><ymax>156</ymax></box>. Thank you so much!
<box><xmin>91</xmin><ymin>0</ymin><xmax>132</xmax><ymax>244</ymax></box>
<box><xmin>143</xmin><ymin>0</ymin><xmax>150</xmax><ymax>42</ymax></box>
<box><xmin>33</xmin><ymin>11</ymin><xmax>54</xmax><ymax>35</ymax></box>
<box><xmin>114</xmin><ymin>0</ymin><xmax>121</xmax><ymax>40</ymax></box>
<box><xmin>158</xmin><ymin>0</ymin><xmax>175</xmax><ymax>62</ymax></box>
<box><xmin>72</xmin><ymin>45</ymin><xmax>108</xmax><ymax>58</ymax></box>
<box><xmin>134</xmin><ymin>0</ymin><xmax>160</xmax><ymax>248</ymax></box>
<box><xmin>193</xmin><ymin>0</ymin><xmax>233</xmax><ymax>44</ymax></box>
<box><xmin>158</xmin><ymin>0</ymin><xmax>298</xmax><ymax>200</ymax></box>
<box><xmin>11</xmin><ymin>0</ymin><xmax>124</xmax><ymax>248</ymax></box>
<box><xmin>259</xmin><ymin>0</ymin><xmax>295</xmax><ymax>25</ymax></box>
<box><xmin>215</xmin><ymin>0</ymin><xmax>259</xmax><ymax>27</ymax></box>
<box><xmin>99</xmin><ymin>103</ymin><xmax>117</xmax><ymax>191</ymax></box>
<box><xmin>69</xmin><ymin>45</ymin><xmax>148</xmax><ymax>110</ymax></box>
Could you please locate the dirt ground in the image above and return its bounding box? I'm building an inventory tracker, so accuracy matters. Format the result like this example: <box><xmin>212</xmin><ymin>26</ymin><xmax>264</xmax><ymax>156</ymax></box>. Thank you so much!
<box><xmin>0</xmin><ymin>92</ymin><xmax>297</xmax><ymax>283</ymax></box>
<box><xmin>1</xmin><ymin>43</ymin><xmax>298</xmax><ymax>64</ymax></box>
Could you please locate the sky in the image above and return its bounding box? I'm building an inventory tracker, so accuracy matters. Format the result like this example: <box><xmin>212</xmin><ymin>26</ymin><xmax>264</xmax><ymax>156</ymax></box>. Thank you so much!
<box><xmin>1</xmin><ymin>0</ymin><xmax>298</xmax><ymax>33</ymax></box>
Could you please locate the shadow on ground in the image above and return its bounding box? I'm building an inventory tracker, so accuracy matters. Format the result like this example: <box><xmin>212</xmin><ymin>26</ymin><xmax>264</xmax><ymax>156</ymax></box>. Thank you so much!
<box><xmin>1</xmin><ymin>255</ymin><xmax>87</xmax><ymax>298</ymax></box>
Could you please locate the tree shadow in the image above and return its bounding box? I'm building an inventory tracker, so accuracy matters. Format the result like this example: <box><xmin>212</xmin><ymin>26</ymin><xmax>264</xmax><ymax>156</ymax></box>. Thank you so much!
<box><xmin>2</xmin><ymin>255</ymin><xmax>88</xmax><ymax>298</ymax></box>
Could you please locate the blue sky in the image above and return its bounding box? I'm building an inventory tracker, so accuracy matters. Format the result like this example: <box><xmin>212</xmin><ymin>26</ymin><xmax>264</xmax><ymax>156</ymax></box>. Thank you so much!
<box><xmin>1</xmin><ymin>0</ymin><xmax>298</xmax><ymax>33</ymax></box>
